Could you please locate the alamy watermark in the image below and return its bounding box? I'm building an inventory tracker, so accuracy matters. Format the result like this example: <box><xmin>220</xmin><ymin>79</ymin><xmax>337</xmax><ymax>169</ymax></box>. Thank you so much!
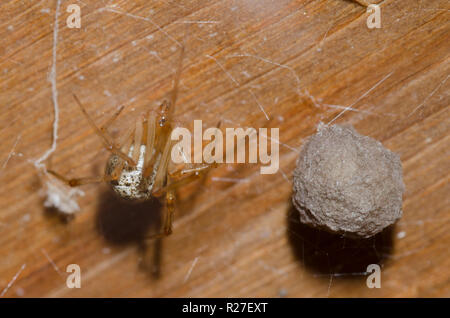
<box><xmin>366</xmin><ymin>4</ymin><xmax>381</xmax><ymax>29</ymax></box>
<box><xmin>366</xmin><ymin>264</ymin><xmax>381</xmax><ymax>288</ymax></box>
<box><xmin>66</xmin><ymin>264</ymin><xmax>81</xmax><ymax>288</ymax></box>
<box><xmin>66</xmin><ymin>4</ymin><xmax>81</xmax><ymax>29</ymax></box>
<box><xmin>171</xmin><ymin>120</ymin><xmax>280</xmax><ymax>174</ymax></box>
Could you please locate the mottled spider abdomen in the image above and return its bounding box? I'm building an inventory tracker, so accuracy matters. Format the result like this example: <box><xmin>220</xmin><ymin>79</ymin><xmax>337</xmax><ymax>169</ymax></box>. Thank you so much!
<box><xmin>106</xmin><ymin>145</ymin><xmax>160</xmax><ymax>201</ymax></box>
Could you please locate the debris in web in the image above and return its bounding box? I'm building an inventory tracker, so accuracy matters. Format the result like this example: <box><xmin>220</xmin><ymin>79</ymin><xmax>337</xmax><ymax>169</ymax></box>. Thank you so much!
<box><xmin>40</xmin><ymin>174</ymin><xmax>85</xmax><ymax>215</ymax></box>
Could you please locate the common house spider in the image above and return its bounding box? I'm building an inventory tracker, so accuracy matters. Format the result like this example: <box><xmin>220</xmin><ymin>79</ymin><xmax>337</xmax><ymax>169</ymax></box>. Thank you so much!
<box><xmin>49</xmin><ymin>46</ymin><xmax>216</xmax><ymax>239</ymax></box>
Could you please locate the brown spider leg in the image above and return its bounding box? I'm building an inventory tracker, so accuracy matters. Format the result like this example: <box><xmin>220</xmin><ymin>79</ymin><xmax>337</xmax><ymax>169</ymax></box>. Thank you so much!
<box><xmin>47</xmin><ymin>106</ymin><xmax>137</xmax><ymax>187</ymax></box>
<box><xmin>46</xmin><ymin>133</ymin><xmax>141</xmax><ymax>187</ymax></box>
<box><xmin>158</xmin><ymin>44</ymin><xmax>185</xmax><ymax>127</ymax></box>
<box><xmin>155</xmin><ymin>45</ymin><xmax>184</xmax><ymax>128</ymax></box>
<box><xmin>108</xmin><ymin>126</ymin><xmax>135</xmax><ymax>181</ymax></box>
<box><xmin>143</xmin><ymin>119</ymin><xmax>170</xmax><ymax>178</ymax></box>
<box><xmin>152</xmin><ymin>163</ymin><xmax>218</xmax><ymax>197</ymax></box>
<box><xmin>101</xmin><ymin>105</ymin><xmax>125</xmax><ymax>130</ymax></box>
<box><xmin>166</xmin><ymin>44</ymin><xmax>185</xmax><ymax>121</ymax></box>
<box><xmin>144</xmin><ymin>46</ymin><xmax>188</xmax><ymax>241</ymax></box>
<box><xmin>164</xmin><ymin>190</ymin><xmax>175</xmax><ymax>235</ymax></box>
<box><xmin>143</xmin><ymin>112</ymin><xmax>156</xmax><ymax>169</ymax></box>
<box><xmin>72</xmin><ymin>94</ymin><xmax>136</xmax><ymax>166</ymax></box>
<box><xmin>131</xmin><ymin>114</ymin><xmax>145</xmax><ymax>163</ymax></box>
<box><xmin>47</xmin><ymin>128</ymin><xmax>134</xmax><ymax>187</ymax></box>
<box><xmin>154</xmin><ymin>119</ymin><xmax>223</xmax><ymax>195</ymax></box>
<box><xmin>48</xmin><ymin>169</ymin><xmax>112</xmax><ymax>187</ymax></box>
<box><xmin>100</xmin><ymin>105</ymin><xmax>125</xmax><ymax>140</ymax></box>
<box><xmin>143</xmin><ymin>46</ymin><xmax>185</xmax><ymax>178</ymax></box>
<box><xmin>152</xmin><ymin>137</ymin><xmax>176</xmax><ymax>193</ymax></box>
<box><xmin>172</xmin><ymin>120</ymin><xmax>222</xmax><ymax>173</ymax></box>
<box><xmin>146</xmin><ymin>147</ymin><xmax>218</xmax><ymax>240</ymax></box>
<box><xmin>145</xmin><ymin>190</ymin><xmax>175</xmax><ymax>241</ymax></box>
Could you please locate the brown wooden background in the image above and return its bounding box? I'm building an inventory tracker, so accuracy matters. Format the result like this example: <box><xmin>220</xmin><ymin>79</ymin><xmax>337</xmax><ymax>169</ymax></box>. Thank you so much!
<box><xmin>0</xmin><ymin>0</ymin><xmax>449</xmax><ymax>297</ymax></box>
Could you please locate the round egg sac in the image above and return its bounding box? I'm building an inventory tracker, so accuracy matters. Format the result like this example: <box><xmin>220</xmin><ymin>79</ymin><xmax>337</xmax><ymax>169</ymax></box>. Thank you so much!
<box><xmin>292</xmin><ymin>124</ymin><xmax>405</xmax><ymax>238</ymax></box>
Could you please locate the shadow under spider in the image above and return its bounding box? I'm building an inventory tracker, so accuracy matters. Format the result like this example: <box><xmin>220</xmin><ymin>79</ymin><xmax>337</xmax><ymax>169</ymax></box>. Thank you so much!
<box><xmin>96</xmin><ymin>188</ymin><xmax>164</xmax><ymax>277</ymax></box>
<box><xmin>286</xmin><ymin>202</ymin><xmax>394</xmax><ymax>278</ymax></box>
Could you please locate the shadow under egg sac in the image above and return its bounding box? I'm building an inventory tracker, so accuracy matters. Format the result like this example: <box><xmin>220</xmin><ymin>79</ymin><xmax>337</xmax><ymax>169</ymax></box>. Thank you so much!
<box><xmin>96</xmin><ymin>188</ymin><xmax>163</xmax><ymax>245</ymax></box>
<box><xmin>287</xmin><ymin>203</ymin><xmax>394</xmax><ymax>278</ymax></box>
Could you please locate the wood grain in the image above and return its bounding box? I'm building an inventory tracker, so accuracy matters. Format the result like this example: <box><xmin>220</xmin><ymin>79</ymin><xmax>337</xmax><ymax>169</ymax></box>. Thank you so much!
<box><xmin>0</xmin><ymin>0</ymin><xmax>449</xmax><ymax>297</ymax></box>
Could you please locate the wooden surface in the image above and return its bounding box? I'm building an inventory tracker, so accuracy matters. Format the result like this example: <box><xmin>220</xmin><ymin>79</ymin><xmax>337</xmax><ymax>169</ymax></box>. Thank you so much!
<box><xmin>0</xmin><ymin>0</ymin><xmax>449</xmax><ymax>297</ymax></box>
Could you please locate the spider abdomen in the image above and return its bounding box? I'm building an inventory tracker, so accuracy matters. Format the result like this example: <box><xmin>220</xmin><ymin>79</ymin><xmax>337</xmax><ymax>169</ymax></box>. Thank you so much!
<box><xmin>106</xmin><ymin>145</ymin><xmax>159</xmax><ymax>201</ymax></box>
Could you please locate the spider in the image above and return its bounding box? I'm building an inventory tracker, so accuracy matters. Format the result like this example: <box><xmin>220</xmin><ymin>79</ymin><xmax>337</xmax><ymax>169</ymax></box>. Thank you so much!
<box><xmin>48</xmin><ymin>46</ymin><xmax>216</xmax><ymax>239</ymax></box>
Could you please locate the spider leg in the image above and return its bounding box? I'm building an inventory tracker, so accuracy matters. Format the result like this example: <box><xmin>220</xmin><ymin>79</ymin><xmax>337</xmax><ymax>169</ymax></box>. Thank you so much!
<box><xmin>131</xmin><ymin>114</ymin><xmax>145</xmax><ymax>163</ymax></box>
<box><xmin>170</xmin><ymin>163</ymin><xmax>217</xmax><ymax>180</ymax></box>
<box><xmin>150</xmin><ymin>123</ymin><xmax>219</xmax><ymax>197</ymax></box>
<box><xmin>145</xmin><ymin>190</ymin><xmax>175</xmax><ymax>240</ymax></box>
<box><xmin>47</xmin><ymin>169</ymin><xmax>111</xmax><ymax>187</ymax></box>
<box><xmin>143</xmin><ymin>44</ymin><xmax>185</xmax><ymax>178</ymax></box>
<box><xmin>100</xmin><ymin>105</ymin><xmax>125</xmax><ymax>134</ymax></box>
<box><xmin>49</xmin><ymin>111</ymin><xmax>138</xmax><ymax>187</ymax></box>
<box><xmin>164</xmin><ymin>44</ymin><xmax>185</xmax><ymax>124</ymax></box>
<box><xmin>143</xmin><ymin>46</ymin><xmax>185</xmax><ymax>176</ymax></box>
<box><xmin>153</xmin><ymin>162</ymin><xmax>218</xmax><ymax>197</ymax></box>
<box><xmin>164</xmin><ymin>190</ymin><xmax>175</xmax><ymax>235</ymax></box>
<box><xmin>152</xmin><ymin>137</ymin><xmax>176</xmax><ymax>192</ymax></box>
<box><xmin>143</xmin><ymin>112</ymin><xmax>156</xmax><ymax>170</ymax></box>
<box><xmin>146</xmin><ymin>155</ymin><xmax>218</xmax><ymax>240</ymax></box>
<box><xmin>72</xmin><ymin>94</ymin><xmax>136</xmax><ymax>166</ymax></box>
<box><xmin>107</xmin><ymin>125</ymin><xmax>135</xmax><ymax>181</ymax></box>
<box><xmin>98</xmin><ymin>105</ymin><xmax>125</xmax><ymax>142</ymax></box>
<box><xmin>153</xmin><ymin>119</ymin><xmax>222</xmax><ymax>195</ymax></box>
